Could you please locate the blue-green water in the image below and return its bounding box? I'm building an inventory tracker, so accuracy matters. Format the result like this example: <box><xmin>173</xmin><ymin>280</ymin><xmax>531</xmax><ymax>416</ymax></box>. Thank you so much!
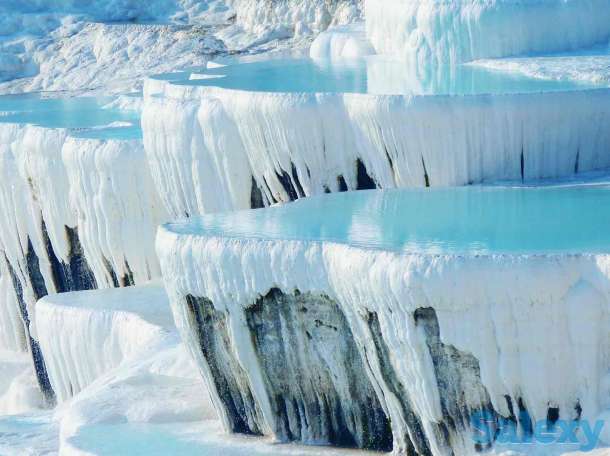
<box><xmin>174</xmin><ymin>57</ymin><xmax>603</xmax><ymax>95</ymax></box>
<box><xmin>0</xmin><ymin>413</ymin><xmax>57</xmax><ymax>454</ymax></box>
<box><xmin>72</xmin><ymin>423</ymin><xmax>213</xmax><ymax>456</ymax></box>
<box><xmin>0</xmin><ymin>93</ymin><xmax>141</xmax><ymax>139</ymax></box>
<box><xmin>71</xmin><ymin>422</ymin><xmax>368</xmax><ymax>456</ymax></box>
<box><xmin>166</xmin><ymin>186</ymin><xmax>610</xmax><ymax>255</ymax></box>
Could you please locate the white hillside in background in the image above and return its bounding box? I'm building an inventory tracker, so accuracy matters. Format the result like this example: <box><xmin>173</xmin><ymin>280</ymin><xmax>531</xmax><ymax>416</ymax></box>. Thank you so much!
<box><xmin>0</xmin><ymin>0</ymin><xmax>361</xmax><ymax>94</ymax></box>
<box><xmin>220</xmin><ymin>0</ymin><xmax>362</xmax><ymax>49</ymax></box>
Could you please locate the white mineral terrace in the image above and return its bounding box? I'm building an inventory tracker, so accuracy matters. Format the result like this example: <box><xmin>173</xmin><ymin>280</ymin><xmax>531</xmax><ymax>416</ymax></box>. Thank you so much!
<box><xmin>364</xmin><ymin>0</ymin><xmax>610</xmax><ymax>64</ymax></box>
<box><xmin>34</xmin><ymin>282</ymin><xmax>173</xmax><ymax>403</ymax></box>
<box><xmin>2</xmin><ymin>0</ymin><xmax>610</xmax><ymax>454</ymax></box>
<box><xmin>16</xmin><ymin>282</ymin><xmax>389</xmax><ymax>456</ymax></box>
<box><xmin>0</xmin><ymin>94</ymin><xmax>165</xmax><ymax>370</ymax></box>
<box><xmin>142</xmin><ymin>53</ymin><xmax>610</xmax><ymax>221</ymax></box>
<box><xmin>157</xmin><ymin>185</ymin><xmax>610</xmax><ymax>455</ymax></box>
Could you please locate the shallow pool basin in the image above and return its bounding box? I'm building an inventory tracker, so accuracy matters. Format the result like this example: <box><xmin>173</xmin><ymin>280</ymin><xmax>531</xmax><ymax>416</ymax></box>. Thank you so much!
<box><xmin>175</xmin><ymin>56</ymin><xmax>604</xmax><ymax>95</ymax></box>
<box><xmin>0</xmin><ymin>93</ymin><xmax>141</xmax><ymax>139</ymax></box>
<box><xmin>165</xmin><ymin>185</ymin><xmax>610</xmax><ymax>255</ymax></box>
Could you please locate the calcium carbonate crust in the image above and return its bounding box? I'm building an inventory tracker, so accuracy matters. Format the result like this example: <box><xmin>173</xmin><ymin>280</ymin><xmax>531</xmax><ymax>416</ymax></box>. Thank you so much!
<box><xmin>143</xmin><ymin>77</ymin><xmax>610</xmax><ymax>220</ymax></box>
<box><xmin>0</xmin><ymin>123</ymin><xmax>167</xmax><ymax>401</ymax></box>
<box><xmin>35</xmin><ymin>283</ymin><xmax>173</xmax><ymax>403</ymax></box>
<box><xmin>157</xmin><ymin>225</ymin><xmax>610</xmax><ymax>454</ymax></box>
<box><xmin>365</xmin><ymin>0</ymin><xmax>610</xmax><ymax>64</ymax></box>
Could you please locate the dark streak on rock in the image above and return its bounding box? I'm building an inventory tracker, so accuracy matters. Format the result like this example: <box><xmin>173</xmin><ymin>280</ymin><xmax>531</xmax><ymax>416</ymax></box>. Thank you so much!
<box><xmin>43</xmin><ymin>222</ymin><xmax>97</xmax><ymax>293</ymax></box>
<box><xmin>365</xmin><ymin>311</ymin><xmax>430</xmax><ymax>455</ymax></box>
<box><xmin>517</xmin><ymin>397</ymin><xmax>533</xmax><ymax>436</ymax></box>
<box><xmin>3</xmin><ymin>256</ymin><xmax>55</xmax><ymax>406</ymax></box>
<box><xmin>291</xmin><ymin>163</ymin><xmax>305</xmax><ymax>198</ymax></box>
<box><xmin>547</xmin><ymin>406</ymin><xmax>559</xmax><ymax>425</ymax></box>
<box><xmin>520</xmin><ymin>148</ymin><xmax>525</xmax><ymax>182</ymax></box>
<box><xmin>120</xmin><ymin>261</ymin><xmax>134</xmax><ymax>287</ymax></box>
<box><xmin>356</xmin><ymin>159</ymin><xmax>376</xmax><ymax>190</ymax></box>
<box><xmin>26</xmin><ymin>238</ymin><xmax>48</xmax><ymax>300</ymax></box>
<box><xmin>275</xmin><ymin>166</ymin><xmax>300</xmax><ymax>201</ymax></box>
<box><xmin>336</xmin><ymin>175</ymin><xmax>348</xmax><ymax>192</ymax></box>
<box><xmin>103</xmin><ymin>256</ymin><xmax>120</xmax><ymax>288</ymax></box>
<box><xmin>250</xmin><ymin>176</ymin><xmax>266</xmax><ymax>209</ymax></box>
<box><xmin>414</xmin><ymin>307</ymin><xmax>498</xmax><ymax>454</ymax></box>
<box><xmin>421</xmin><ymin>156</ymin><xmax>430</xmax><ymax>188</ymax></box>
<box><xmin>63</xmin><ymin>226</ymin><xmax>97</xmax><ymax>291</ymax></box>
<box><xmin>185</xmin><ymin>295</ymin><xmax>263</xmax><ymax>435</ymax></box>
<box><xmin>384</xmin><ymin>145</ymin><xmax>395</xmax><ymax>181</ymax></box>
<box><xmin>246</xmin><ymin>289</ymin><xmax>392</xmax><ymax>451</ymax></box>
<box><xmin>261</xmin><ymin>175</ymin><xmax>278</xmax><ymax>205</ymax></box>
<box><xmin>574</xmin><ymin>401</ymin><xmax>582</xmax><ymax>421</ymax></box>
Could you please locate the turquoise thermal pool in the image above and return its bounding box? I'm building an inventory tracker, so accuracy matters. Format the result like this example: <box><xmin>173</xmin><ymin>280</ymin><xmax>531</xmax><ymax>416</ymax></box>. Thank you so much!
<box><xmin>173</xmin><ymin>57</ymin><xmax>605</xmax><ymax>95</ymax></box>
<box><xmin>164</xmin><ymin>185</ymin><xmax>610</xmax><ymax>255</ymax></box>
<box><xmin>0</xmin><ymin>93</ymin><xmax>141</xmax><ymax>139</ymax></box>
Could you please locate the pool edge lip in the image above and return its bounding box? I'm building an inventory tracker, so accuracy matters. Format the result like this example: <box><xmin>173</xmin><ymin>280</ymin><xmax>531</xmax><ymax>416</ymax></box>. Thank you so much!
<box><xmin>146</xmin><ymin>73</ymin><xmax>610</xmax><ymax>101</ymax></box>
<box><xmin>158</xmin><ymin>227</ymin><xmax>610</xmax><ymax>260</ymax></box>
<box><xmin>0</xmin><ymin>121</ymin><xmax>143</xmax><ymax>143</ymax></box>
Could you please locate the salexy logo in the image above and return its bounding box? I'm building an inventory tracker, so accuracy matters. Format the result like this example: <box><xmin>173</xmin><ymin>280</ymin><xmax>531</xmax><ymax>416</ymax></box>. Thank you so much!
<box><xmin>471</xmin><ymin>411</ymin><xmax>605</xmax><ymax>451</ymax></box>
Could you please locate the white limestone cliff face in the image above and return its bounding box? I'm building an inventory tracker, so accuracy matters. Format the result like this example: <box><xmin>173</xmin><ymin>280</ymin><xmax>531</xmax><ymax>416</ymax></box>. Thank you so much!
<box><xmin>143</xmin><ymin>78</ymin><xmax>610</xmax><ymax>219</ymax></box>
<box><xmin>2</xmin><ymin>1</ymin><xmax>610</xmax><ymax>454</ymax></box>
<box><xmin>62</xmin><ymin>137</ymin><xmax>167</xmax><ymax>286</ymax></box>
<box><xmin>157</xmin><ymin>223</ymin><xmax>610</xmax><ymax>454</ymax></box>
<box><xmin>0</xmin><ymin>123</ymin><xmax>167</xmax><ymax>402</ymax></box>
<box><xmin>0</xmin><ymin>125</ymin><xmax>166</xmax><ymax>293</ymax></box>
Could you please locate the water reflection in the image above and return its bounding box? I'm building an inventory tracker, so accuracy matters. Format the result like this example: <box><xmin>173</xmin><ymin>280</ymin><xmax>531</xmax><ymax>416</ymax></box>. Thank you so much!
<box><xmin>172</xmin><ymin>186</ymin><xmax>610</xmax><ymax>255</ymax></box>
<box><xmin>176</xmin><ymin>56</ymin><xmax>603</xmax><ymax>95</ymax></box>
<box><xmin>0</xmin><ymin>93</ymin><xmax>141</xmax><ymax>139</ymax></box>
